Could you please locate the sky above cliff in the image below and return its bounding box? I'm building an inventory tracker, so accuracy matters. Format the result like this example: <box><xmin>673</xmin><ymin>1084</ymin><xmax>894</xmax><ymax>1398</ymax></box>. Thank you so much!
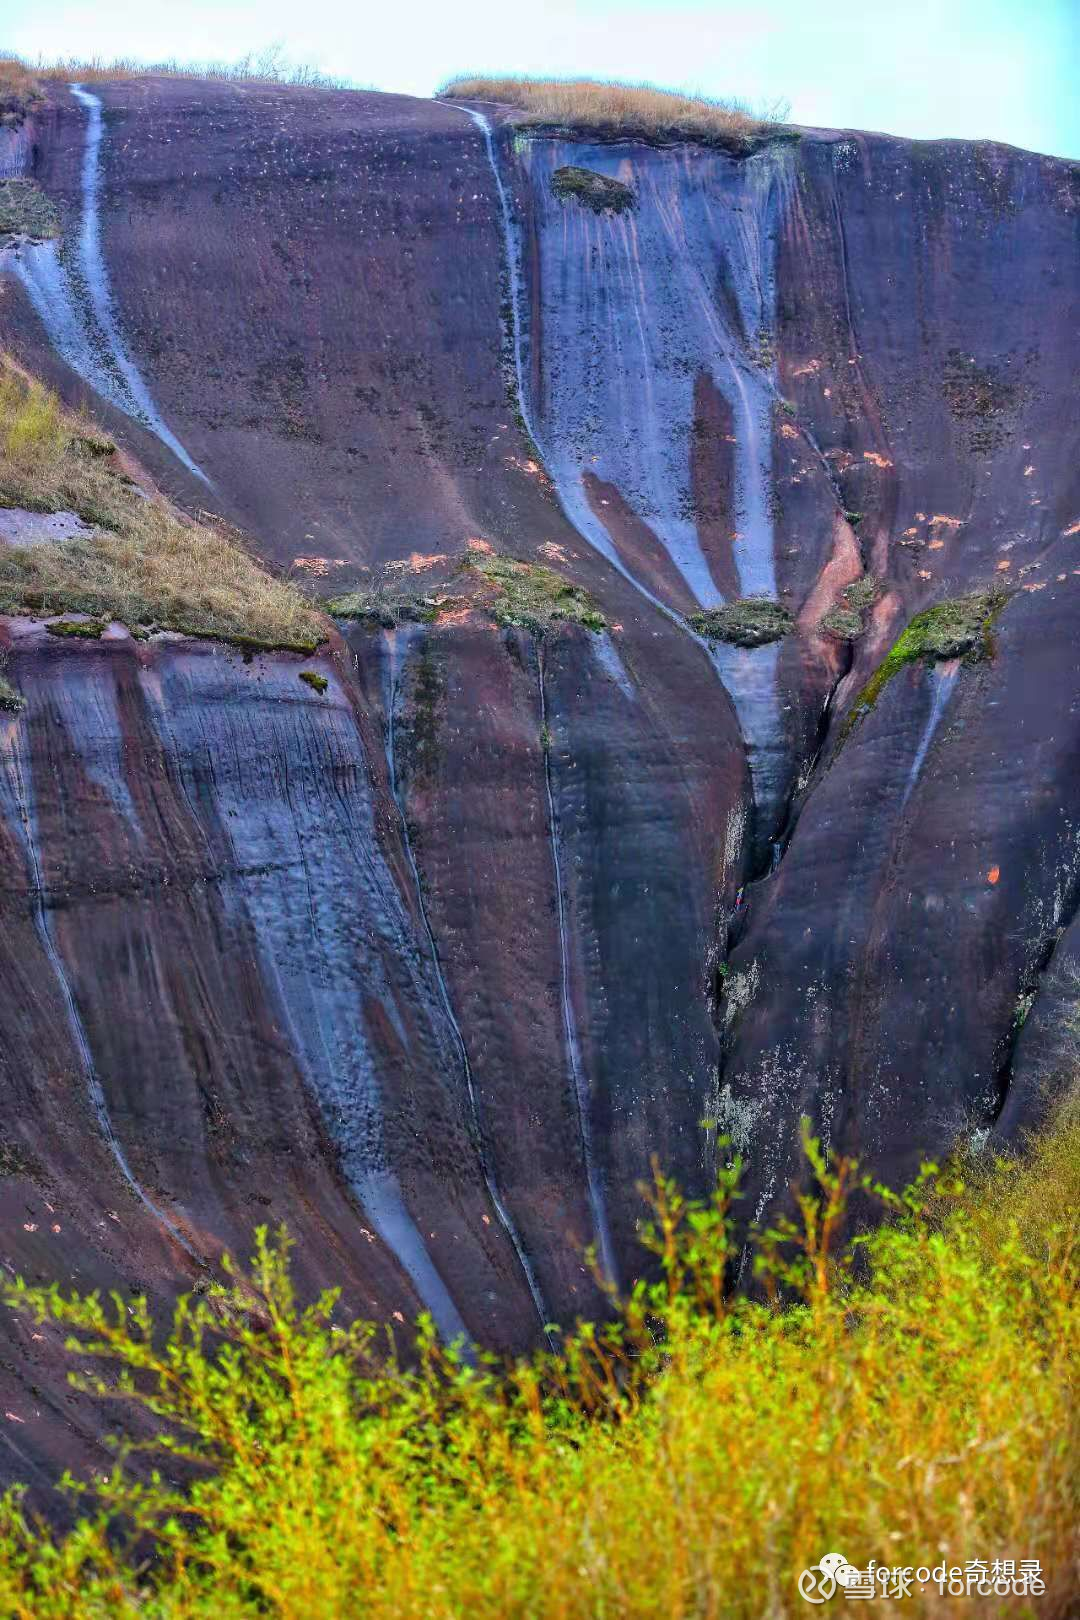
<box><xmin>7</xmin><ymin>0</ymin><xmax>1079</xmax><ymax>159</ymax></box>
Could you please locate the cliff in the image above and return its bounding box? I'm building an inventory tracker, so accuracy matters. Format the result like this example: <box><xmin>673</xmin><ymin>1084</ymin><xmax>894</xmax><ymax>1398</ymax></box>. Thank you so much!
<box><xmin>0</xmin><ymin>75</ymin><xmax>1077</xmax><ymax>1485</ymax></box>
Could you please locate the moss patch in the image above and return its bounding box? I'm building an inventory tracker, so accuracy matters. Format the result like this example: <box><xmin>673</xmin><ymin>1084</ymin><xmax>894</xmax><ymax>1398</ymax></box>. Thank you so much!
<box><xmin>844</xmin><ymin>587</ymin><xmax>1008</xmax><ymax>735</ymax></box>
<box><xmin>45</xmin><ymin>618</ymin><xmax>105</xmax><ymax>639</ymax></box>
<box><xmin>327</xmin><ymin>588</ymin><xmax>445</xmax><ymax>629</ymax></box>
<box><xmin>0</xmin><ymin>179</ymin><xmax>60</xmax><ymax>241</ymax></box>
<box><xmin>551</xmin><ymin>165</ymin><xmax>635</xmax><ymax>214</ymax></box>
<box><xmin>819</xmin><ymin>574</ymin><xmax>880</xmax><ymax>640</ymax></box>
<box><xmin>298</xmin><ymin>670</ymin><xmax>328</xmax><ymax>694</ymax></box>
<box><xmin>467</xmin><ymin>551</ymin><xmax>606</xmax><ymax>634</ymax></box>
<box><xmin>690</xmin><ymin>597</ymin><xmax>794</xmax><ymax>648</ymax></box>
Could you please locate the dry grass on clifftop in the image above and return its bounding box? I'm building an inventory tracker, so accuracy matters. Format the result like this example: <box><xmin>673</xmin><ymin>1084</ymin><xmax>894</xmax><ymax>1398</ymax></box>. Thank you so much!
<box><xmin>439</xmin><ymin>75</ymin><xmax>786</xmax><ymax>148</ymax></box>
<box><xmin>1</xmin><ymin>48</ymin><xmax>346</xmax><ymax>90</ymax></box>
<box><xmin>0</xmin><ymin>359</ymin><xmax>326</xmax><ymax>650</ymax></box>
<box><xmin>0</xmin><ymin>57</ymin><xmax>43</xmax><ymax>125</ymax></box>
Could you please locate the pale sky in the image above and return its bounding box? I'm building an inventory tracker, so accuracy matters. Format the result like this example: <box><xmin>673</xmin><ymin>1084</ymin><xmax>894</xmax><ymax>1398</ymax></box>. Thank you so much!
<box><xmin>3</xmin><ymin>0</ymin><xmax>1077</xmax><ymax>159</ymax></box>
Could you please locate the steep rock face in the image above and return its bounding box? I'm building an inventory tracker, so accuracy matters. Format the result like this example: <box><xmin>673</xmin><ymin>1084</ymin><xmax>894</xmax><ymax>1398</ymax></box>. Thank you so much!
<box><xmin>0</xmin><ymin>79</ymin><xmax>1078</xmax><ymax>1485</ymax></box>
<box><xmin>347</xmin><ymin>613</ymin><xmax>733</xmax><ymax>1304</ymax></box>
<box><xmin>0</xmin><ymin>613</ymin><xmax>737</xmax><ymax>1483</ymax></box>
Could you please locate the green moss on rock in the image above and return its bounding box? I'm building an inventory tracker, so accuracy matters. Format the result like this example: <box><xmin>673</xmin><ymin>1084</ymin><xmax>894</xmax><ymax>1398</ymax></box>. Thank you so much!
<box><xmin>690</xmin><ymin>597</ymin><xmax>794</xmax><ymax>648</ymax></box>
<box><xmin>298</xmin><ymin>670</ymin><xmax>328</xmax><ymax>694</ymax></box>
<box><xmin>819</xmin><ymin>574</ymin><xmax>880</xmax><ymax>640</ymax></box>
<box><xmin>327</xmin><ymin>589</ymin><xmax>444</xmax><ymax>629</ymax></box>
<box><xmin>844</xmin><ymin>587</ymin><xmax>1008</xmax><ymax>735</ymax></box>
<box><xmin>551</xmin><ymin>166</ymin><xmax>635</xmax><ymax>214</ymax></box>
<box><xmin>468</xmin><ymin>551</ymin><xmax>606</xmax><ymax>634</ymax></box>
<box><xmin>46</xmin><ymin>618</ymin><xmax>105</xmax><ymax>639</ymax></box>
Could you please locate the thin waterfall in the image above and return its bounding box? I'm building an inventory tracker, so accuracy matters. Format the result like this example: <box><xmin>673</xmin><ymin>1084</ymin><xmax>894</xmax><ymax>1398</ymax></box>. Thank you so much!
<box><xmin>9</xmin><ymin>86</ymin><xmax>209</xmax><ymax>483</ymax></box>
<box><xmin>452</xmin><ymin>103</ymin><xmax>790</xmax><ymax>838</ymax></box>
<box><xmin>0</xmin><ymin>723</ymin><xmax>199</xmax><ymax>1262</ymax></box>
<box><xmin>381</xmin><ymin>628</ymin><xmax>551</xmax><ymax>1328</ymax></box>
<box><xmin>899</xmin><ymin>661</ymin><xmax>959</xmax><ymax>812</ymax></box>
<box><xmin>537</xmin><ymin>644</ymin><xmax>620</xmax><ymax>1290</ymax></box>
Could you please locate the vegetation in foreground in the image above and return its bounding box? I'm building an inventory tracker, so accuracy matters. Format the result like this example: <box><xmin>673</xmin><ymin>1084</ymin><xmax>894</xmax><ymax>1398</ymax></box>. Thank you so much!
<box><xmin>0</xmin><ymin>359</ymin><xmax>325</xmax><ymax>651</ymax></box>
<box><xmin>0</xmin><ymin>1102</ymin><xmax>1074</xmax><ymax>1619</ymax></box>
<box><xmin>439</xmin><ymin>75</ymin><xmax>787</xmax><ymax>150</ymax></box>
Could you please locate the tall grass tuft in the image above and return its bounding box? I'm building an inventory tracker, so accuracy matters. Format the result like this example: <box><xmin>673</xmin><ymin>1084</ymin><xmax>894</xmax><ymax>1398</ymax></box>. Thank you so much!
<box><xmin>0</xmin><ymin>1103</ymin><xmax>1074</xmax><ymax>1617</ymax></box>
<box><xmin>0</xmin><ymin>56</ymin><xmax>42</xmax><ymax>125</ymax></box>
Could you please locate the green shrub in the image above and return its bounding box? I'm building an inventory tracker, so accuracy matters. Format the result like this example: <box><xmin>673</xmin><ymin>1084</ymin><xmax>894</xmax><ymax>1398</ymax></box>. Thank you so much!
<box><xmin>0</xmin><ymin>673</ymin><xmax>24</xmax><ymax>713</ymax></box>
<box><xmin>819</xmin><ymin>574</ymin><xmax>880</xmax><ymax>640</ymax></box>
<box><xmin>328</xmin><ymin>587</ymin><xmax>444</xmax><ymax>628</ymax></box>
<box><xmin>0</xmin><ymin>1104</ymin><xmax>1074</xmax><ymax>1618</ymax></box>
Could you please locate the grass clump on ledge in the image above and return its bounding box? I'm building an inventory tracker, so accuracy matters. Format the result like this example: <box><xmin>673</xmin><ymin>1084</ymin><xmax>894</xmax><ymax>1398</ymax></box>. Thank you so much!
<box><xmin>0</xmin><ymin>1103</ymin><xmax>1074</xmax><ymax>1617</ymax></box>
<box><xmin>845</xmin><ymin>586</ymin><xmax>1008</xmax><ymax>734</ymax></box>
<box><xmin>328</xmin><ymin>586</ymin><xmax>445</xmax><ymax>629</ymax></box>
<box><xmin>0</xmin><ymin>358</ymin><xmax>326</xmax><ymax>653</ymax></box>
<box><xmin>438</xmin><ymin>75</ymin><xmax>788</xmax><ymax>152</ymax></box>
<box><xmin>0</xmin><ymin>179</ymin><xmax>59</xmax><ymax>242</ymax></box>
<box><xmin>690</xmin><ymin>596</ymin><xmax>794</xmax><ymax>647</ymax></box>
<box><xmin>819</xmin><ymin>573</ymin><xmax>880</xmax><ymax>640</ymax></box>
<box><xmin>468</xmin><ymin>548</ymin><xmax>606</xmax><ymax>633</ymax></box>
<box><xmin>551</xmin><ymin>164</ymin><xmax>635</xmax><ymax>213</ymax></box>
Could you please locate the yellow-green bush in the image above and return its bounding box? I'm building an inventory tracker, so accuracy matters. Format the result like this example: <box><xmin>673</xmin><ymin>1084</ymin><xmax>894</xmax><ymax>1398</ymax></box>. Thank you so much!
<box><xmin>0</xmin><ymin>1107</ymin><xmax>1075</xmax><ymax>1619</ymax></box>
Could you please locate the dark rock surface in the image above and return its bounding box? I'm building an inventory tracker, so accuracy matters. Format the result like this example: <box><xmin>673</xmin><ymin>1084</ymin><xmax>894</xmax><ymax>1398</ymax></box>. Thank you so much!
<box><xmin>0</xmin><ymin>77</ymin><xmax>1077</xmax><ymax>1487</ymax></box>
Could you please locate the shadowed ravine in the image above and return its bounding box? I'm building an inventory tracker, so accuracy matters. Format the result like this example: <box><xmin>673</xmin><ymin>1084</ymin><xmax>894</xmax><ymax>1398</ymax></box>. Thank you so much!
<box><xmin>0</xmin><ymin>76</ymin><xmax>1076</xmax><ymax>1491</ymax></box>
